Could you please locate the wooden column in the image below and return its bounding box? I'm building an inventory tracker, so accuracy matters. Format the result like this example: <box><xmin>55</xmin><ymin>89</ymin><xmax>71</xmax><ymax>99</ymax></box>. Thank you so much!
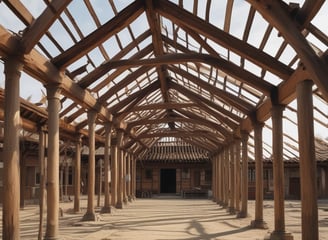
<box><xmin>235</xmin><ymin>138</ymin><xmax>241</xmax><ymax>213</ymax></box>
<box><xmin>74</xmin><ymin>135</ymin><xmax>82</xmax><ymax>213</ymax></box>
<box><xmin>270</xmin><ymin>104</ymin><xmax>293</xmax><ymax>239</ymax></box>
<box><xmin>116</xmin><ymin>129</ymin><xmax>124</xmax><ymax>209</ymax></box>
<box><xmin>238</xmin><ymin>131</ymin><xmax>249</xmax><ymax>218</ymax></box>
<box><xmin>212</xmin><ymin>157</ymin><xmax>217</xmax><ymax>202</ymax></box>
<box><xmin>131</xmin><ymin>156</ymin><xmax>136</xmax><ymax>200</ymax></box>
<box><xmin>223</xmin><ymin>148</ymin><xmax>229</xmax><ymax>207</ymax></box>
<box><xmin>219</xmin><ymin>153</ymin><xmax>224</xmax><ymax>205</ymax></box>
<box><xmin>127</xmin><ymin>154</ymin><xmax>132</xmax><ymax>202</ymax></box>
<box><xmin>111</xmin><ymin>143</ymin><xmax>118</xmax><ymax>206</ymax></box>
<box><xmin>297</xmin><ymin>80</ymin><xmax>318</xmax><ymax>240</ymax></box>
<box><xmin>228</xmin><ymin>143</ymin><xmax>235</xmax><ymax>214</ymax></box>
<box><xmin>38</xmin><ymin>128</ymin><xmax>47</xmax><ymax>240</ymax></box>
<box><xmin>217</xmin><ymin>155</ymin><xmax>222</xmax><ymax>204</ymax></box>
<box><xmin>123</xmin><ymin>152</ymin><xmax>128</xmax><ymax>204</ymax></box>
<box><xmin>251</xmin><ymin>121</ymin><xmax>268</xmax><ymax>229</ymax></box>
<box><xmin>82</xmin><ymin>110</ymin><xmax>97</xmax><ymax>221</ymax></box>
<box><xmin>102</xmin><ymin>122</ymin><xmax>112</xmax><ymax>213</ymax></box>
<box><xmin>3</xmin><ymin>57</ymin><xmax>22</xmax><ymax>240</ymax></box>
<box><xmin>45</xmin><ymin>83</ymin><xmax>61</xmax><ymax>239</ymax></box>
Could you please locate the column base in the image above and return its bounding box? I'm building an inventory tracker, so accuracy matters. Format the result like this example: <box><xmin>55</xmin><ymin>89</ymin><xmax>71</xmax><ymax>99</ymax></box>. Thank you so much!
<box><xmin>251</xmin><ymin>219</ymin><xmax>268</xmax><ymax>229</ymax></box>
<box><xmin>227</xmin><ymin>207</ymin><xmax>235</xmax><ymax>214</ymax></box>
<box><xmin>73</xmin><ymin>208</ymin><xmax>81</xmax><ymax>214</ymax></box>
<box><xmin>123</xmin><ymin>198</ymin><xmax>128</xmax><ymax>204</ymax></box>
<box><xmin>237</xmin><ymin>211</ymin><xmax>248</xmax><ymax>218</ymax></box>
<box><xmin>82</xmin><ymin>211</ymin><xmax>97</xmax><ymax>221</ymax></box>
<box><xmin>101</xmin><ymin>206</ymin><xmax>111</xmax><ymax>214</ymax></box>
<box><xmin>44</xmin><ymin>236</ymin><xmax>59</xmax><ymax>240</ymax></box>
<box><xmin>116</xmin><ymin>202</ymin><xmax>123</xmax><ymax>209</ymax></box>
<box><xmin>265</xmin><ymin>231</ymin><xmax>293</xmax><ymax>240</ymax></box>
<box><xmin>128</xmin><ymin>196</ymin><xmax>133</xmax><ymax>202</ymax></box>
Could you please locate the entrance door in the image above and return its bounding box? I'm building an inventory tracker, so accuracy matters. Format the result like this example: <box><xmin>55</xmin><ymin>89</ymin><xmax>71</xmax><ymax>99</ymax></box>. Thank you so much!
<box><xmin>160</xmin><ymin>169</ymin><xmax>176</xmax><ymax>193</ymax></box>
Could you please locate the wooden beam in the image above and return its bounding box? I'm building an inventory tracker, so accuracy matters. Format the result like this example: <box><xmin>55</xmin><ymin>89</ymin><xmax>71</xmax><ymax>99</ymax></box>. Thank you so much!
<box><xmin>297</xmin><ymin>0</ymin><xmax>325</xmax><ymax>27</ymax></box>
<box><xmin>127</xmin><ymin>115</ymin><xmax>228</xmax><ymax>138</ymax></box>
<box><xmin>21</xmin><ymin>0</ymin><xmax>72</xmax><ymax>53</ymax></box>
<box><xmin>107</xmin><ymin>52</ymin><xmax>275</xmax><ymax>96</ymax></box>
<box><xmin>136</xmin><ymin>129</ymin><xmax>221</xmax><ymax>147</ymax></box>
<box><xmin>145</xmin><ymin>0</ymin><xmax>170</xmax><ymax>101</ymax></box>
<box><xmin>241</xmin><ymin>66</ymin><xmax>309</xmax><ymax>132</ymax></box>
<box><xmin>169</xmin><ymin>66</ymin><xmax>254</xmax><ymax>114</ymax></box>
<box><xmin>154</xmin><ymin>0</ymin><xmax>293</xmax><ymax>80</ymax></box>
<box><xmin>78</xmin><ymin>43</ymin><xmax>153</xmax><ymax>89</ymax></box>
<box><xmin>52</xmin><ymin>0</ymin><xmax>144</xmax><ymax>69</ymax></box>
<box><xmin>2</xmin><ymin>0</ymin><xmax>34</xmax><ymax>25</ymax></box>
<box><xmin>98</xmin><ymin>65</ymin><xmax>153</xmax><ymax>103</ymax></box>
<box><xmin>248</xmin><ymin>0</ymin><xmax>328</xmax><ymax>102</ymax></box>
<box><xmin>0</xmin><ymin>26</ymin><xmax>112</xmax><ymax>123</ymax></box>
<box><xmin>109</xmin><ymin>81</ymin><xmax>160</xmax><ymax>113</ymax></box>
<box><xmin>170</xmin><ymin>81</ymin><xmax>242</xmax><ymax>123</ymax></box>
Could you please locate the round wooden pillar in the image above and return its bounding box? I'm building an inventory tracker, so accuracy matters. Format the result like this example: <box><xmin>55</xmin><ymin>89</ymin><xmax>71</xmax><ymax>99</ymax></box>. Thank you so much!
<box><xmin>270</xmin><ymin>105</ymin><xmax>293</xmax><ymax>239</ymax></box>
<box><xmin>45</xmin><ymin>84</ymin><xmax>62</xmax><ymax>239</ymax></box>
<box><xmin>238</xmin><ymin>131</ymin><xmax>249</xmax><ymax>218</ymax></box>
<box><xmin>102</xmin><ymin>122</ymin><xmax>112</xmax><ymax>213</ymax></box>
<box><xmin>82</xmin><ymin>110</ymin><xmax>97</xmax><ymax>221</ymax></box>
<box><xmin>212</xmin><ymin>157</ymin><xmax>217</xmax><ymax>202</ymax></box>
<box><xmin>74</xmin><ymin>135</ymin><xmax>82</xmax><ymax>213</ymax></box>
<box><xmin>3</xmin><ymin>57</ymin><xmax>23</xmax><ymax>240</ymax></box>
<box><xmin>123</xmin><ymin>152</ymin><xmax>128</xmax><ymax>204</ymax></box>
<box><xmin>111</xmin><ymin>144</ymin><xmax>118</xmax><ymax>206</ymax></box>
<box><xmin>297</xmin><ymin>80</ymin><xmax>318</xmax><ymax>240</ymax></box>
<box><xmin>224</xmin><ymin>148</ymin><xmax>230</xmax><ymax>208</ymax></box>
<box><xmin>251</xmin><ymin>122</ymin><xmax>268</xmax><ymax>229</ymax></box>
<box><xmin>235</xmin><ymin>139</ymin><xmax>241</xmax><ymax>213</ymax></box>
<box><xmin>127</xmin><ymin>154</ymin><xmax>132</xmax><ymax>202</ymax></box>
<box><xmin>228</xmin><ymin>143</ymin><xmax>235</xmax><ymax>214</ymax></box>
<box><xmin>116</xmin><ymin>130</ymin><xmax>124</xmax><ymax>209</ymax></box>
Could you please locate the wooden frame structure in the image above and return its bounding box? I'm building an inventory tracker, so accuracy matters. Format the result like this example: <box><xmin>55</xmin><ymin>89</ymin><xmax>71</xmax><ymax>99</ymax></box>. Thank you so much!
<box><xmin>0</xmin><ymin>1</ymin><xmax>327</xmax><ymax>239</ymax></box>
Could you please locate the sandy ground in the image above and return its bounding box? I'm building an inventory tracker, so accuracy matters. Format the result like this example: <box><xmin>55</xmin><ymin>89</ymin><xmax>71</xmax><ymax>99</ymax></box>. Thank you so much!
<box><xmin>1</xmin><ymin>196</ymin><xmax>328</xmax><ymax>239</ymax></box>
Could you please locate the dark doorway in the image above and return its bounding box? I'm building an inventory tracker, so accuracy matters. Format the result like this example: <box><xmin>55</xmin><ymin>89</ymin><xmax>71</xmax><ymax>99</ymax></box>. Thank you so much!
<box><xmin>289</xmin><ymin>177</ymin><xmax>300</xmax><ymax>199</ymax></box>
<box><xmin>160</xmin><ymin>169</ymin><xmax>176</xmax><ymax>193</ymax></box>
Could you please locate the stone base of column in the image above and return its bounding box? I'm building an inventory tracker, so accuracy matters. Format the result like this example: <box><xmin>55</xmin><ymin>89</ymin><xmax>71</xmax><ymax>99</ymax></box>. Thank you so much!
<box><xmin>44</xmin><ymin>236</ymin><xmax>59</xmax><ymax>240</ymax></box>
<box><xmin>116</xmin><ymin>202</ymin><xmax>123</xmax><ymax>209</ymax></box>
<box><xmin>216</xmin><ymin>200</ymin><xmax>223</xmax><ymax>205</ymax></box>
<box><xmin>265</xmin><ymin>231</ymin><xmax>293</xmax><ymax>240</ymax></box>
<box><xmin>82</xmin><ymin>211</ymin><xmax>97</xmax><ymax>221</ymax></box>
<box><xmin>227</xmin><ymin>207</ymin><xmax>235</xmax><ymax>214</ymax></box>
<box><xmin>128</xmin><ymin>196</ymin><xmax>133</xmax><ymax>202</ymax></box>
<box><xmin>237</xmin><ymin>211</ymin><xmax>248</xmax><ymax>218</ymax></box>
<box><xmin>73</xmin><ymin>208</ymin><xmax>81</xmax><ymax>214</ymax></box>
<box><xmin>222</xmin><ymin>203</ymin><xmax>228</xmax><ymax>208</ymax></box>
<box><xmin>101</xmin><ymin>206</ymin><xmax>111</xmax><ymax>214</ymax></box>
<box><xmin>250</xmin><ymin>219</ymin><xmax>268</xmax><ymax>229</ymax></box>
<box><xmin>123</xmin><ymin>198</ymin><xmax>128</xmax><ymax>204</ymax></box>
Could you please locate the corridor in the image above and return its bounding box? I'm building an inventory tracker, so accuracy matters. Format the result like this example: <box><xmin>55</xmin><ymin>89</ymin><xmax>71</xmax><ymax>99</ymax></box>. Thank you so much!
<box><xmin>2</xmin><ymin>196</ymin><xmax>328</xmax><ymax>239</ymax></box>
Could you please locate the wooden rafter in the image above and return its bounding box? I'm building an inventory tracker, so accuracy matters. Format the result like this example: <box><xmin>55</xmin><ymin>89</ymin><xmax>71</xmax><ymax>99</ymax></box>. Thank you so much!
<box><xmin>154</xmin><ymin>0</ymin><xmax>293</xmax><ymax>80</ymax></box>
<box><xmin>248</xmin><ymin>0</ymin><xmax>328</xmax><ymax>102</ymax></box>
<box><xmin>52</xmin><ymin>0</ymin><xmax>144</xmax><ymax>69</ymax></box>
<box><xmin>21</xmin><ymin>0</ymin><xmax>72</xmax><ymax>53</ymax></box>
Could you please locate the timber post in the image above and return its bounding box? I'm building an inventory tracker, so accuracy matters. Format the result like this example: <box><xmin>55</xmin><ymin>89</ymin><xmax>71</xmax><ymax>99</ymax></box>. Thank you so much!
<box><xmin>297</xmin><ymin>80</ymin><xmax>318</xmax><ymax>240</ymax></box>
<box><xmin>3</xmin><ymin>56</ymin><xmax>23</xmax><ymax>240</ymax></box>
<box><xmin>45</xmin><ymin>83</ymin><xmax>62</xmax><ymax>239</ymax></box>
<box><xmin>82</xmin><ymin>110</ymin><xmax>97</xmax><ymax>221</ymax></box>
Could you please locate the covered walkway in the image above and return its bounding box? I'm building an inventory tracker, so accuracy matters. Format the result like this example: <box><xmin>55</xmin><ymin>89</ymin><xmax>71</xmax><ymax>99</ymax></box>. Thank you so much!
<box><xmin>1</xmin><ymin>196</ymin><xmax>328</xmax><ymax>240</ymax></box>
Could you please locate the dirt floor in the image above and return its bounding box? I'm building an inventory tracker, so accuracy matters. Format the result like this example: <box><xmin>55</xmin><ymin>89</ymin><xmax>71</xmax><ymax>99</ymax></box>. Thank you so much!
<box><xmin>1</xmin><ymin>195</ymin><xmax>328</xmax><ymax>239</ymax></box>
